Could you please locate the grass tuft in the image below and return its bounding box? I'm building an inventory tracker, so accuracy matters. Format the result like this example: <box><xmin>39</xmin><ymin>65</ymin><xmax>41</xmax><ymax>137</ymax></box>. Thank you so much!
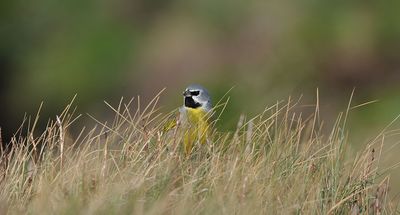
<box><xmin>0</xmin><ymin>93</ymin><xmax>398</xmax><ymax>214</ymax></box>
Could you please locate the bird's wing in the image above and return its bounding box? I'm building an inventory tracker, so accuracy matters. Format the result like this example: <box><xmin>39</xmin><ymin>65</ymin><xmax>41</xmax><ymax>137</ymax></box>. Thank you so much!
<box><xmin>162</xmin><ymin>108</ymin><xmax>182</xmax><ymax>133</ymax></box>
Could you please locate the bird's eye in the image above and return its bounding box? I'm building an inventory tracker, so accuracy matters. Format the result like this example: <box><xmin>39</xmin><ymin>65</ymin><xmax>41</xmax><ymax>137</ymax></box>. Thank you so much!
<box><xmin>191</xmin><ymin>91</ymin><xmax>200</xmax><ymax>96</ymax></box>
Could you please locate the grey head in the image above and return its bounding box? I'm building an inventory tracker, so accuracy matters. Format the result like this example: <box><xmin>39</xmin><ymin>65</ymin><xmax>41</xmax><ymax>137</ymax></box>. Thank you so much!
<box><xmin>182</xmin><ymin>84</ymin><xmax>212</xmax><ymax>111</ymax></box>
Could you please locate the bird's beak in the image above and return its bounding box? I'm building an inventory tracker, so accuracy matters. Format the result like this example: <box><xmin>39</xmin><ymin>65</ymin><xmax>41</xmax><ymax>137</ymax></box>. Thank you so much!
<box><xmin>183</xmin><ymin>90</ymin><xmax>191</xmax><ymax>97</ymax></box>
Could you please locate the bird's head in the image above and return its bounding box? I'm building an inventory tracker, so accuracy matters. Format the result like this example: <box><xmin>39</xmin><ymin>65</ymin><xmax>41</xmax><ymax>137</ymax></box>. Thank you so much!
<box><xmin>183</xmin><ymin>84</ymin><xmax>212</xmax><ymax>111</ymax></box>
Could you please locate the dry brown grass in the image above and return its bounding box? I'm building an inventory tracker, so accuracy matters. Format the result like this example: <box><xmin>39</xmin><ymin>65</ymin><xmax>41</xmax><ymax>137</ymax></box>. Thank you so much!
<box><xmin>0</xmin><ymin>93</ymin><xmax>398</xmax><ymax>214</ymax></box>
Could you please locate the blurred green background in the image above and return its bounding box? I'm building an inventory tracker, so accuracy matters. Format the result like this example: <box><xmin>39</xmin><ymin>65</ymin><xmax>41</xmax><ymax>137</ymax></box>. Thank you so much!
<box><xmin>1</xmin><ymin>0</ymin><xmax>400</xmax><ymax>186</ymax></box>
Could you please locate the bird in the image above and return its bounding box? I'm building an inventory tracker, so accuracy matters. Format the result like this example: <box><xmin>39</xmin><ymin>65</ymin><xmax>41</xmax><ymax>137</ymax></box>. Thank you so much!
<box><xmin>179</xmin><ymin>84</ymin><xmax>213</xmax><ymax>154</ymax></box>
<box><xmin>163</xmin><ymin>84</ymin><xmax>213</xmax><ymax>155</ymax></box>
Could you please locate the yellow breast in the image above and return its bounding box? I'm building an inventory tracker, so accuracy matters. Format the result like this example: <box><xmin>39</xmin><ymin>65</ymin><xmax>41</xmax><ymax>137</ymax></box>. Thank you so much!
<box><xmin>183</xmin><ymin>107</ymin><xmax>210</xmax><ymax>155</ymax></box>
<box><xmin>186</xmin><ymin>108</ymin><xmax>208</xmax><ymax>125</ymax></box>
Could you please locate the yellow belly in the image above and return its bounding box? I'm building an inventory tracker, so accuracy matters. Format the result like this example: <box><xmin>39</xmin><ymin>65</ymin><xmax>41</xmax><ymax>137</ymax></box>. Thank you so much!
<box><xmin>183</xmin><ymin>108</ymin><xmax>209</xmax><ymax>155</ymax></box>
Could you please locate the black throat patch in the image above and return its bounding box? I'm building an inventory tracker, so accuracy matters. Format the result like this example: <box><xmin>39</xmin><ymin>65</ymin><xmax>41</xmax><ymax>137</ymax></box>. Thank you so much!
<box><xmin>185</xmin><ymin>97</ymin><xmax>201</xmax><ymax>109</ymax></box>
